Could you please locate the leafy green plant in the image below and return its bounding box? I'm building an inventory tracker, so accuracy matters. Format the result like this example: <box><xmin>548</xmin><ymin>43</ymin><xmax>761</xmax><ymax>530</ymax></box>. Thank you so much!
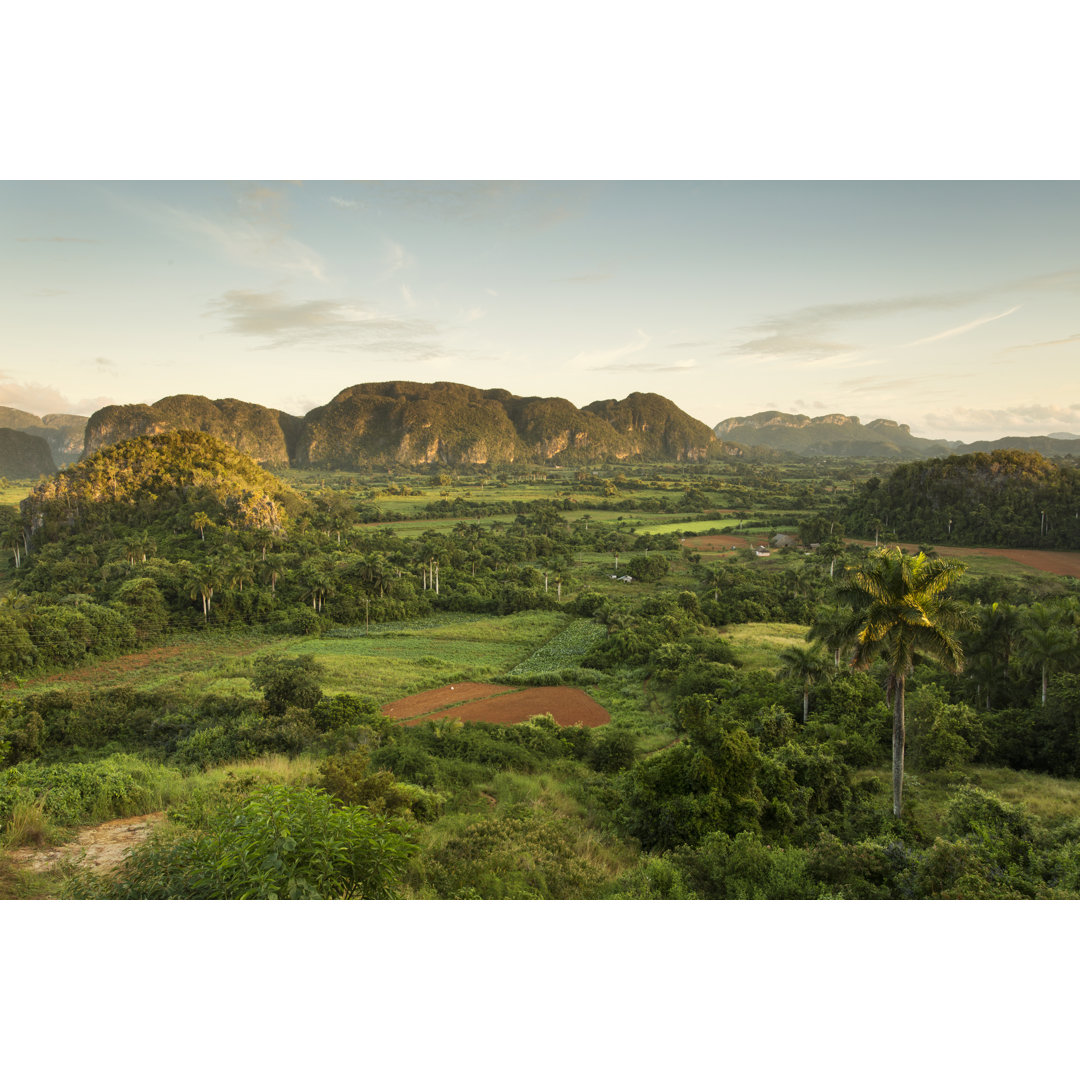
<box><xmin>78</xmin><ymin>784</ymin><xmax>417</xmax><ymax>899</ymax></box>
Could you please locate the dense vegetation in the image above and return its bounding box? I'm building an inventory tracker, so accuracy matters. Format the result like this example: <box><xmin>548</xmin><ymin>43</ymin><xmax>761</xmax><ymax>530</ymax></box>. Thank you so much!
<box><xmin>845</xmin><ymin>450</ymin><xmax>1080</xmax><ymax>549</ymax></box>
<box><xmin>3</xmin><ymin>434</ymin><xmax>1080</xmax><ymax>900</ymax></box>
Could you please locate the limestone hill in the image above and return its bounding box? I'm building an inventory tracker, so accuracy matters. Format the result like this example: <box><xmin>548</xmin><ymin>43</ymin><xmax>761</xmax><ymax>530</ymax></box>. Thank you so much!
<box><xmin>83</xmin><ymin>382</ymin><xmax>717</xmax><ymax>467</ymax></box>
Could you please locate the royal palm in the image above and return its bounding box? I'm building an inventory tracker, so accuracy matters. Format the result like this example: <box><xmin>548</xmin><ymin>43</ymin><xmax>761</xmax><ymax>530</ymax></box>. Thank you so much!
<box><xmin>837</xmin><ymin>547</ymin><xmax>969</xmax><ymax>817</ymax></box>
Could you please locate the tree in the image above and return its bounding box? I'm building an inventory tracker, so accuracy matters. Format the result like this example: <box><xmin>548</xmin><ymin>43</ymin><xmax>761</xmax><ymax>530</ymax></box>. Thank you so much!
<box><xmin>1019</xmin><ymin>620</ymin><xmax>1076</xmax><ymax>706</ymax></box>
<box><xmin>187</xmin><ymin>557</ymin><xmax>221</xmax><ymax>623</ymax></box>
<box><xmin>252</xmin><ymin>654</ymin><xmax>325</xmax><ymax>715</ymax></box>
<box><xmin>777</xmin><ymin>643</ymin><xmax>829</xmax><ymax>723</ymax></box>
<box><xmin>836</xmin><ymin>547</ymin><xmax>969</xmax><ymax>817</ymax></box>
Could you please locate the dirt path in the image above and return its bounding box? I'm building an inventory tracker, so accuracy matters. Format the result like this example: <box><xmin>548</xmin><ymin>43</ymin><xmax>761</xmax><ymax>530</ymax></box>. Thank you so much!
<box><xmin>7</xmin><ymin>812</ymin><xmax>164</xmax><ymax>875</ymax></box>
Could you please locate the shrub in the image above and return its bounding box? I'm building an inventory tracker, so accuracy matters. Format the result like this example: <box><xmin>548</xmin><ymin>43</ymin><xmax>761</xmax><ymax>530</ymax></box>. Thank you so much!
<box><xmin>586</xmin><ymin>728</ymin><xmax>637</xmax><ymax>773</ymax></box>
<box><xmin>251</xmin><ymin>655</ymin><xmax>324</xmax><ymax>715</ymax></box>
<box><xmin>81</xmin><ymin>785</ymin><xmax>417</xmax><ymax>899</ymax></box>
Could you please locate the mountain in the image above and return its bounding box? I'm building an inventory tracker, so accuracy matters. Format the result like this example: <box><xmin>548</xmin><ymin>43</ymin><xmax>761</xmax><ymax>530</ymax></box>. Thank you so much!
<box><xmin>956</xmin><ymin>435</ymin><xmax>1080</xmax><ymax>456</ymax></box>
<box><xmin>0</xmin><ymin>428</ymin><xmax>57</xmax><ymax>477</ymax></box>
<box><xmin>0</xmin><ymin>407</ymin><xmax>86</xmax><ymax>465</ymax></box>
<box><xmin>82</xmin><ymin>395</ymin><xmax>298</xmax><ymax>466</ymax></box>
<box><xmin>584</xmin><ymin>392</ymin><xmax>714</xmax><ymax>460</ymax></box>
<box><xmin>84</xmin><ymin>382</ymin><xmax>717</xmax><ymax>468</ymax></box>
<box><xmin>712</xmin><ymin>411</ymin><xmax>953</xmax><ymax>459</ymax></box>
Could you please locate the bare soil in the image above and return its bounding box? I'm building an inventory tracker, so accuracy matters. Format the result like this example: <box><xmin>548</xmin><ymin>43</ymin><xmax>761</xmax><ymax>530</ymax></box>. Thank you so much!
<box><xmin>381</xmin><ymin>681</ymin><xmax>517</xmax><ymax>719</ymax></box>
<box><xmin>387</xmin><ymin>683</ymin><xmax>610</xmax><ymax>728</ymax></box>
<box><xmin>7</xmin><ymin>812</ymin><xmax>164</xmax><ymax>875</ymax></box>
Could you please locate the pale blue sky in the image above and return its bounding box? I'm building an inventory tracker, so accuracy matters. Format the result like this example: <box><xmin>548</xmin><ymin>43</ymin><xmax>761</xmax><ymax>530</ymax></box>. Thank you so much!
<box><xmin>4</xmin><ymin>180</ymin><xmax>1080</xmax><ymax>440</ymax></box>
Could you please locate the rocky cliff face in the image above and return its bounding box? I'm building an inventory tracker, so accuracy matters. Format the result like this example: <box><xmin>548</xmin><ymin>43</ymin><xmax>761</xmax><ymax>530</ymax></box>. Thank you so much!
<box><xmin>83</xmin><ymin>396</ymin><xmax>297</xmax><ymax>466</ymax></box>
<box><xmin>0</xmin><ymin>428</ymin><xmax>57</xmax><ymax>477</ymax></box>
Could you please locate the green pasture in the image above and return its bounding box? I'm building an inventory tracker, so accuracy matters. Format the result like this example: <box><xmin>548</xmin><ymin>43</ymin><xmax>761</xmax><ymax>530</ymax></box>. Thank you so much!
<box><xmin>8</xmin><ymin>611</ymin><xmax>574</xmax><ymax>706</ymax></box>
<box><xmin>720</xmin><ymin>622</ymin><xmax>810</xmax><ymax>669</ymax></box>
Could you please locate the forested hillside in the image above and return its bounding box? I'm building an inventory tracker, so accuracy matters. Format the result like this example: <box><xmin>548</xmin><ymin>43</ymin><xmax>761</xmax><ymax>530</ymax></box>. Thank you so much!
<box><xmin>845</xmin><ymin>450</ymin><xmax>1080</xmax><ymax>549</ymax></box>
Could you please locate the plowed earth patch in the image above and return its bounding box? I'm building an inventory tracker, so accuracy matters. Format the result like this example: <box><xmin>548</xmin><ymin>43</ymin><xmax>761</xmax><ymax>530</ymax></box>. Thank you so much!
<box><xmin>381</xmin><ymin>681</ymin><xmax>516</xmax><ymax>719</ymax></box>
<box><xmin>385</xmin><ymin>684</ymin><xmax>610</xmax><ymax>728</ymax></box>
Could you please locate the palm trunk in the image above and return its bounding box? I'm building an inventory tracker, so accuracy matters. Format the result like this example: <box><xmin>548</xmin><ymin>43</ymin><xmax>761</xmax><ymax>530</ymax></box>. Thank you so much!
<box><xmin>1042</xmin><ymin>664</ymin><xmax>1048</xmax><ymax>706</ymax></box>
<box><xmin>893</xmin><ymin>674</ymin><xmax>906</xmax><ymax>817</ymax></box>
<box><xmin>803</xmin><ymin>691</ymin><xmax>809</xmax><ymax>724</ymax></box>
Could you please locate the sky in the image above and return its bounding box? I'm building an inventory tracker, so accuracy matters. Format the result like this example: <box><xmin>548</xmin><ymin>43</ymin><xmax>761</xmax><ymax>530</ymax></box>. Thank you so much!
<box><xmin>4</xmin><ymin>179</ymin><xmax>1080</xmax><ymax>441</ymax></box>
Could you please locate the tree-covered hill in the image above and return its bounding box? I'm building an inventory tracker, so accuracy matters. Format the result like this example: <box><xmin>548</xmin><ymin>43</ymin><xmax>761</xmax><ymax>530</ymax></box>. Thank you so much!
<box><xmin>22</xmin><ymin>430</ymin><xmax>306</xmax><ymax>542</ymax></box>
<box><xmin>0</xmin><ymin>428</ymin><xmax>56</xmax><ymax>477</ymax></box>
<box><xmin>82</xmin><ymin>395</ymin><xmax>298</xmax><ymax>466</ymax></box>
<box><xmin>845</xmin><ymin>449</ymin><xmax>1080</xmax><ymax>549</ymax></box>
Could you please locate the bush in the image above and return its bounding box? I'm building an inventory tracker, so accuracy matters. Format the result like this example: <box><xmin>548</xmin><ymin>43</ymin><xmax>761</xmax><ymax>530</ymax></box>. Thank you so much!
<box><xmin>586</xmin><ymin>728</ymin><xmax>637</xmax><ymax>773</ymax></box>
<box><xmin>80</xmin><ymin>785</ymin><xmax>417</xmax><ymax>899</ymax></box>
<box><xmin>251</xmin><ymin>655</ymin><xmax>324</xmax><ymax>715</ymax></box>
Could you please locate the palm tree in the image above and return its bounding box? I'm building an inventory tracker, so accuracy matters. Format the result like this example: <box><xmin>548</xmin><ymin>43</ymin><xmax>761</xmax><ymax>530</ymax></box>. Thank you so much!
<box><xmin>777</xmin><ymin>643</ymin><xmax>829</xmax><ymax>723</ymax></box>
<box><xmin>808</xmin><ymin>605</ymin><xmax>857</xmax><ymax>670</ymax></box>
<box><xmin>836</xmin><ymin>547</ymin><xmax>969</xmax><ymax>817</ymax></box>
<box><xmin>1019</xmin><ymin>620</ymin><xmax>1075</xmax><ymax>706</ymax></box>
<box><xmin>187</xmin><ymin>557</ymin><xmax>222</xmax><ymax>623</ymax></box>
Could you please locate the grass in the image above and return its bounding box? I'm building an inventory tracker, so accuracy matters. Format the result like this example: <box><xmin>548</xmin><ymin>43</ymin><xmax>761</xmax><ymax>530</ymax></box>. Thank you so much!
<box><xmin>721</xmin><ymin>622</ymin><xmax>811</xmax><ymax>669</ymax></box>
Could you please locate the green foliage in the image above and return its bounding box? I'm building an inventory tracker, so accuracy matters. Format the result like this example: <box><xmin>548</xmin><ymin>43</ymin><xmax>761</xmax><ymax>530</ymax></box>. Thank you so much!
<box><xmin>317</xmin><ymin>749</ymin><xmax>444</xmax><ymax>821</ymax></box>
<box><xmin>0</xmin><ymin>754</ymin><xmax>183</xmax><ymax>827</ymax></box>
<box><xmin>418</xmin><ymin>814</ymin><xmax>606</xmax><ymax>899</ymax></box>
<box><xmin>251</xmin><ymin>654</ymin><xmax>325</xmax><ymax>715</ymax></box>
<box><xmin>79</xmin><ymin>784</ymin><xmax>417</xmax><ymax>899</ymax></box>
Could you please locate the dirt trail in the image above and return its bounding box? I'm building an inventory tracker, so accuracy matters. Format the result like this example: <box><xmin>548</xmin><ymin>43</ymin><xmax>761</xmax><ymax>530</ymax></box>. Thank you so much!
<box><xmin>8</xmin><ymin>812</ymin><xmax>164</xmax><ymax>875</ymax></box>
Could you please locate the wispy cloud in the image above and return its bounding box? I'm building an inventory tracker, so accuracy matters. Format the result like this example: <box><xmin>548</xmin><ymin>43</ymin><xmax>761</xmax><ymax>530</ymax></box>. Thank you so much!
<box><xmin>0</xmin><ymin>376</ymin><xmax>110</xmax><ymax>417</ymax></box>
<box><xmin>206</xmin><ymin>289</ymin><xmax>441</xmax><ymax>357</ymax></box>
<box><xmin>573</xmin><ymin>330</ymin><xmax>651</xmax><ymax>369</ymax></box>
<box><xmin>127</xmin><ymin>185</ymin><xmax>326</xmax><ymax>281</ymax></box>
<box><xmin>383</xmin><ymin>240</ymin><xmax>414</xmax><ymax>276</ymax></box>
<box><xmin>16</xmin><ymin>236</ymin><xmax>98</xmax><ymax>244</ymax></box>
<box><xmin>365</xmin><ymin>181</ymin><xmax>585</xmax><ymax>229</ymax></box>
<box><xmin>1005</xmin><ymin>331</ymin><xmax>1080</xmax><ymax>351</ymax></box>
<box><xmin>920</xmin><ymin>403</ymin><xmax>1080</xmax><ymax>436</ymax></box>
<box><xmin>92</xmin><ymin>356</ymin><xmax>117</xmax><ymax>376</ymax></box>
<box><xmin>593</xmin><ymin>358</ymin><xmax>698</xmax><ymax>373</ymax></box>
<box><xmin>668</xmin><ymin>340</ymin><xmax>709</xmax><ymax>349</ymax></box>
<box><xmin>903</xmin><ymin>305</ymin><xmax>1021</xmax><ymax>347</ymax></box>
<box><xmin>330</xmin><ymin>196</ymin><xmax>360</xmax><ymax>210</ymax></box>
<box><xmin>730</xmin><ymin>268</ymin><xmax>1080</xmax><ymax>364</ymax></box>
<box><xmin>554</xmin><ymin>271</ymin><xmax>611</xmax><ymax>283</ymax></box>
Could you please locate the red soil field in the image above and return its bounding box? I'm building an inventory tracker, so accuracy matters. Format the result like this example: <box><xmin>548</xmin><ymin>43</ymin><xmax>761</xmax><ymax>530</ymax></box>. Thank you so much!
<box><xmin>381</xmin><ymin>682</ymin><xmax>516</xmax><ymax>720</ymax></box>
<box><xmin>386</xmin><ymin>683</ymin><xmax>610</xmax><ymax>728</ymax></box>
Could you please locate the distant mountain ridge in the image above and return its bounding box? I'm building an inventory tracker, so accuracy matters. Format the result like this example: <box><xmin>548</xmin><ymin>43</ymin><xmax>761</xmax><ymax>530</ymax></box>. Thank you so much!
<box><xmin>0</xmin><ymin>407</ymin><xmax>86</xmax><ymax>465</ymax></box>
<box><xmin>0</xmin><ymin>428</ymin><xmax>57</xmax><ymax>477</ymax></box>
<box><xmin>83</xmin><ymin>383</ymin><xmax>718</xmax><ymax>468</ymax></box>
<box><xmin>713</xmin><ymin>411</ymin><xmax>1080</xmax><ymax>459</ymax></box>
